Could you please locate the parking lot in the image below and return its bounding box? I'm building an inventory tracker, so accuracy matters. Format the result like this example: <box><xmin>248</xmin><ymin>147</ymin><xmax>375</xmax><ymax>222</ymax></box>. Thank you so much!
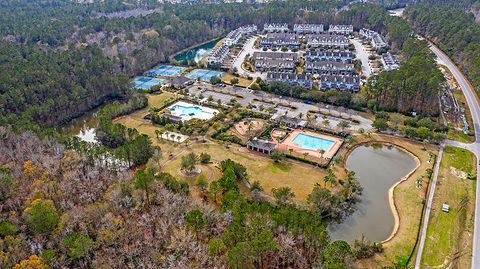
<box><xmin>186</xmin><ymin>83</ymin><xmax>373</xmax><ymax>131</ymax></box>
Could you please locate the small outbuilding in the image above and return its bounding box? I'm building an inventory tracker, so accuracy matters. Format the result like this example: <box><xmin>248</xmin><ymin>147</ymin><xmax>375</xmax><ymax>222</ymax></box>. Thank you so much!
<box><xmin>442</xmin><ymin>203</ymin><xmax>450</xmax><ymax>213</ymax></box>
<box><xmin>271</xmin><ymin>114</ymin><xmax>307</xmax><ymax>129</ymax></box>
<box><xmin>246</xmin><ymin>138</ymin><xmax>277</xmax><ymax>155</ymax></box>
<box><xmin>169</xmin><ymin>76</ymin><xmax>193</xmax><ymax>89</ymax></box>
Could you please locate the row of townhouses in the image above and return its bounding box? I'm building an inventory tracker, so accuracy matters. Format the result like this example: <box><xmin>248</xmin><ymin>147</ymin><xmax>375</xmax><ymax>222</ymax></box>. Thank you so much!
<box><xmin>207</xmin><ymin>25</ymin><xmax>257</xmax><ymax>65</ymax></box>
<box><xmin>381</xmin><ymin>52</ymin><xmax>400</xmax><ymax>71</ymax></box>
<box><xmin>328</xmin><ymin>25</ymin><xmax>354</xmax><ymax>36</ymax></box>
<box><xmin>263</xmin><ymin>23</ymin><xmax>354</xmax><ymax>36</ymax></box>
<box><xmin>304</xmin><ymin>61</ymin><xmax>354</xmax><ymax>74</ymax></box>
<box><xmin>206</xmin><ymin>44</ymin><xmax>229</xmax><ymax>65</ymax></box>
<box><xmin>306</xmin><ymin>34</ymin><xmax>349</xmax><ymax>48</ymax></box>
<box><xmin>260</xmin><ymin>33</ymin><xmax>301</xmax><ymax>48</ymax></box>
<box><xmin>303</xmin><ymin>50</ymin><xmax>353</xmax><ymax>63</ymax></box>
<box><xmin>266</xmin><ymin>72</ymin><xmax>359</xmax><ymax>92</ymax></box>
<box><xmin>255</xmin><ymin>59</ymin><xmax>296</xmax><ymax>72</ymax></box>
<box><xmin>293</xmin><ymin>24</ymin><xmax>324</xmax><ymax>34</ymax></box>
<box><xmin>319</xmin><ymin>74</ymin><xmax>360</xmax><ymax>91</ymax></box>
<box><xmin>359</xmin><ymin>28</ymin><xmax>388</xmax><ymax>50</ymax></box>
<box><xmin>223</xmin><ymin>24</ymin><xmax>258</xmax><ymax>46</ymax></box>
<box><xmin>252</xmin><ymin>51</ymin><xmax>298</xmax><ymax>61</ymax></box>
<box><xmin>266</xmin><ymin>72</ymin><xmax>313</xmax><ymax>89</ymax></box>
<box><xmin>263</xmin><ymin>23</ymin><xmax>289</xmax><ymax>32</ymax></box>
<box><xmin>260</xmin><ymin>33</ymin><xmax>349</xmax><ymax>49</ymax></box>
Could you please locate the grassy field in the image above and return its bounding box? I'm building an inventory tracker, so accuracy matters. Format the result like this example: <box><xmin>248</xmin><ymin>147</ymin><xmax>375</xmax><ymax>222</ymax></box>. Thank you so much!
<box><xmin>114</xmin><ymin>92</ymin><xmax>179</xmax><ymax>154</ymax></box>
<box><xmin>447</xmin><ymin>129</ymin><xmax>475</xmax><ymax>143</ymax></box>
<box><xmin>115</xmin><ymin>92</ymin><xmax>329</xmax><ymax>200</ymax></box>
<box><xmin>222</xmin><ymin>73</ymin><xmax>253</xmax><ymax>88</ymax></box>
<box><xmin>450</xmin><ymin>90</ymin><xmax>475</xmax><ymax>143</ymax></box>
<box><xmin>161</xmin><ymin>142</ymin><xmax>329</xmax><ymax>201</ymax></box>
<box><xmin>421</xmin><ymin>146</ymin><xmax>476</xmax><ymax>269</ymax></box>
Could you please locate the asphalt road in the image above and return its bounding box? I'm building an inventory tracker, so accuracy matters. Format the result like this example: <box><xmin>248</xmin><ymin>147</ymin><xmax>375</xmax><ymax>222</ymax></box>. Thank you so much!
<box><xmin>231</xmin><ymin>36</ymin><xmax>266</xmax><ymax>79</ymax></box>
<box><xmin>415</xmin><ymin>42</ymin><xmax>480</xmax><ymax>269</ymax></box>
<box><xmin>351</xmin><ymin>38</ymin><xmax>372</xmax><ymax>78</ymax></box>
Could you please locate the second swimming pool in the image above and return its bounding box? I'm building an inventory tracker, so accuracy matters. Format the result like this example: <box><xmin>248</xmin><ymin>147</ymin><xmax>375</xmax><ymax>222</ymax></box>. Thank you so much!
<box><xmin>292</xmin><ymin>133</ymin><xmax>335</xmax><ymax>151</ymax></box>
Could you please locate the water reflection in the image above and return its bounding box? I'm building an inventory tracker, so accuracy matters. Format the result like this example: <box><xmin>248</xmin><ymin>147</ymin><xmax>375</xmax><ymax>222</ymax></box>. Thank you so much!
<box><xmin>329</xmin><ymin>144</ymin><xmax>417</xmax><ymax>242</ymax></box>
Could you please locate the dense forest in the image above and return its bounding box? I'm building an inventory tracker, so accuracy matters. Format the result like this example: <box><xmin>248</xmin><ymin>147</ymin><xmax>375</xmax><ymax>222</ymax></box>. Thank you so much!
<box><xmin>0</xmin><ymin>127</ymin><xmax>382</xmax><ymax>268</ymax></box>
<box><xmin>0</xmin><ymin>0</ymin><xmax>345</xmax><ymax>128</ymax></box>
<box><xmin>405</xmin><ymin>4</ymin><xmax>480</xmax><ymax>96</ymax></box>
<box><xmin>366</xmin><ymin>38</ymin><xmax>445</xmax><ymax>115</ymax></box>
<box><xmin>0</xmin><ymin>0</ymin><xmax>447</xmax><ymax>127</ymax></box>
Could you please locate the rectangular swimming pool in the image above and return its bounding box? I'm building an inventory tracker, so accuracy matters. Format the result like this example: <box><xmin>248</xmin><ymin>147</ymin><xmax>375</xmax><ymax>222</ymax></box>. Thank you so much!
<box><xmin>292</xmin><ymin>133</ymin><xmax>335</xmax><ymax>151</ymax></box>
<box><xmin>168</xmin><ymin>101</ymin><xmax>219</xmax><ymax>121</ymax></box>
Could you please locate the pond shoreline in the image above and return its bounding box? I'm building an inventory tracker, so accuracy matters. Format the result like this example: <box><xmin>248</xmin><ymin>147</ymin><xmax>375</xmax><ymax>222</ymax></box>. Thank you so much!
<box><xmin>169</xmin><ymin>36</ymin><xmax>223</xmax><ymax>62</ymax></box>
<box><xmin>342</xmin><ymin>140</ymin><xmax>421</xmax><ymax>243</ymax></box>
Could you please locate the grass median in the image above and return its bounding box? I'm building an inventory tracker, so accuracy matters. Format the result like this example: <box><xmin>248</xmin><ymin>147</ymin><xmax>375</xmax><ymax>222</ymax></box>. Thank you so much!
<box><xmin>421</xmin><ymin>146</ymin><xmax>476</xmax><ymax>268</ymax></box>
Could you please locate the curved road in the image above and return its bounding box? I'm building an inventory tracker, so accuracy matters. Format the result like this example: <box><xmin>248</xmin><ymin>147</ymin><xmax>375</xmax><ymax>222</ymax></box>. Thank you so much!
<box><xmin>415</xmin><ymin>42</ymin><xmax>480</xmax><ymax>269</ymax></box>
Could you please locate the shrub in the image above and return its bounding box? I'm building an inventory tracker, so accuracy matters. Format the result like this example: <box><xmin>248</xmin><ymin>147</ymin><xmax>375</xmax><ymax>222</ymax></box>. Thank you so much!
<box><xmin>199</xmin><ymin>153</ymin><xmax>211</xmax><ymax>163</ymax></box>
<box><xmin>27</xmin><ymin>199</ymin><xmax>59</xmax><ymax>235</ymax></box>
<box><xmin>0</xmin><ymin>220</ymin><xmax>19</xmax><ymax>237</ymax></box>
<box><xmin>62</xmin><ymin>232</ymin><xmax>94</xmax><ymax>259</ymax></box>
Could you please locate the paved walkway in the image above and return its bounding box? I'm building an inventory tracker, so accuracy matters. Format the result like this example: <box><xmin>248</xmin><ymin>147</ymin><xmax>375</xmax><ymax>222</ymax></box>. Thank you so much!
<box><xmin>415</xmin><ymin>145</ymin><xmax>444</xmax><ymax>269</ymax></box>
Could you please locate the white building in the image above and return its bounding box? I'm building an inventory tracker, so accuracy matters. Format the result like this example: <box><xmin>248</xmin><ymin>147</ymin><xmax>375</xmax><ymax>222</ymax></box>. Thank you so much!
<box><xmin>381</xmin><ymin>52</ymin><xmax>400</xmax><ymax>71</ymax></box>
<box><xmin>223</xmin><ymin>25</ymin><xmax>258</xmax><ymax>46</ymax></box>
<box><xmin>207</xmin><ymin>45</ymin><xmax>229</xmax><ymax>65</ymax></box>
<box><xmin>328</xmin><ymin>24</ymin><xmax>354</xmax><ymax>36</ymax></box>
<box><xmin>359</xmin><ymin>28</ymin><xmax>388</xmax><ymax>50</ymax></box>
<box><xmin>293</xmin><ymin>24</ymin><xmax>324</xmax><ymax>34</ymax></box>
<box><xmin>263</xmin><ymin>23</ymin><xmax>289</xmax><ymax>33</ymax></box>
<box><xmin>306</xmin><ymin>34</ymin><xmax>349</xmax><ymax>48</ymax></box>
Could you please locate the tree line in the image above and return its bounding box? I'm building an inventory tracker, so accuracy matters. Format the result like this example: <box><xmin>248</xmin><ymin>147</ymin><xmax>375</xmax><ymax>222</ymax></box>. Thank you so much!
<box><xmin>405</xmin><ymin>4</ymin><xmax>480</xmax><ymax>96</ymax></box>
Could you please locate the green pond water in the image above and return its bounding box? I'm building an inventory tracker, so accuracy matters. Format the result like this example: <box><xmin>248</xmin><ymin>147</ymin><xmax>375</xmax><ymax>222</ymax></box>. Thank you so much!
<box><xmin>61</xmin><ymin>108</ymin><xmax>100</xmax><ymax>143</ymax></box>
<box><xmin>173</xmin><ymin>38</ymin><xmax>221</xmax><ymax>63</ymax></box>
<box><xmin>329</xmin><ymin>144</ymin><xmax>417</xmax><ymax>242</ymax></box>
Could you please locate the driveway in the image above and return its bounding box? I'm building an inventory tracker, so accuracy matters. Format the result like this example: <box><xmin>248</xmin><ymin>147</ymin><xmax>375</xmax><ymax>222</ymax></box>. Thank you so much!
<box><xmin>231</xmin><ymin>36</ymin><xmax>266</xmax><ymax>79</ymax></box>
<box><xmin>351</xmin><ymin>38</ymin><xmax>372</xmax><ymax>78</ymax></box>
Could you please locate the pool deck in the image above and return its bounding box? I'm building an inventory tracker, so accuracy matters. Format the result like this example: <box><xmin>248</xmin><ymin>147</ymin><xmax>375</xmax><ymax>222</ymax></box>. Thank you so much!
<box><xmin>279</xmin><ymin>129</ymin><xmax>343</xmax><ymax>159</ymax></box>
<box><xmin>167</xmin><ymin>101</ymin><xmax>219</xmax><ymax>121</ymax></box>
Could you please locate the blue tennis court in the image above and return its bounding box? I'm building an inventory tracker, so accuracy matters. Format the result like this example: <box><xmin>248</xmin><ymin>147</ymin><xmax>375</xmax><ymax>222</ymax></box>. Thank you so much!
<box><xmin>186</xmin><ymin>69</ymin><xmax>224</xmax><ymax>82</ymax></box>
<box><xmin>147</xmin><ymin>65</ymin><xmax>186</xmax><ymax>77</ymax></box>
<box><xmin>131</xmin><ymin>77</ymin><xmax>165</xmax><ymax>90</ymax></box>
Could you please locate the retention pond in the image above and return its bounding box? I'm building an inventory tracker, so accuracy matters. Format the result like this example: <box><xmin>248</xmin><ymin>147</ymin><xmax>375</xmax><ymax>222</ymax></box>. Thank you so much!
<box><xmin>329</xmin><ymin>144</ymin><xmax>417</xmax><ymax>242</ymax></box>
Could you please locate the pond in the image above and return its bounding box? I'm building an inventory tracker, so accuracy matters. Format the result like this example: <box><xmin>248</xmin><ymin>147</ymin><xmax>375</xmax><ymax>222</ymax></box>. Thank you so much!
<box><xmin>60</xmin><ymin>108</ymin><xmax>100</xmax><ymax>143</ymax></box>
<box><xmin>173</xmin><ymin>38</ymin><xmax>222</xmax><ymax>63</ymax></box>
<box><xmin>329</xmin><ymin>144</ymin><xmax>418</xmax><ymax>242</ymax></box>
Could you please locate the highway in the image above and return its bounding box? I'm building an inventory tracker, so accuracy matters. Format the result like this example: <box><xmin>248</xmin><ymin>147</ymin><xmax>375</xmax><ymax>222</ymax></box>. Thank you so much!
<box><xmin>415</xmin><ymin>42</ymin><xmax>480</xmax><ymax>269</ymax></box>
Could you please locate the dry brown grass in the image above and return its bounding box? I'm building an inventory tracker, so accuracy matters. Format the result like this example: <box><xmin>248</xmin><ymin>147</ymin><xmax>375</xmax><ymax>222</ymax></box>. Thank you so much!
<box><xmin>115</xmin><ymin>94</ymin><xmax>436</xmax><ymax>267</ymax></box>
<box><xmin>161</xmin><ymin>142</ymin><xmax>328</xmax><ymax>201</ymax></box>
<box><xmin>221</xmin><ymin>73</ymin><xmax>253</xmax><ymax>88</ymax></box>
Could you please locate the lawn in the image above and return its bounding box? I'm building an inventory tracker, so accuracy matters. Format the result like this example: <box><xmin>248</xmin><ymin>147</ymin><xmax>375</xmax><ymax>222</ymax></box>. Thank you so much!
<box><xmin>161</xmin><ymin>142</ymin><xmax>328</xmax><ymax>201</ymax></box>
<box><xmin>447</xmin><ymin>128</ymin><xmax>475</xmax><ymax>144</ymax></box>
<box><xmin>221</xmin><ymin>73</ymin><xmax>253</xmax><ymax>88</ymax></box>
<box><xmin>114</xmin><ymin>93</ymin><xmax>440</xmax><ymax>268</ymax></box>
<box><xmin>421</xmin><ymin>146</ymin><xmax>476</xmax><ymax>269</ymax></box>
